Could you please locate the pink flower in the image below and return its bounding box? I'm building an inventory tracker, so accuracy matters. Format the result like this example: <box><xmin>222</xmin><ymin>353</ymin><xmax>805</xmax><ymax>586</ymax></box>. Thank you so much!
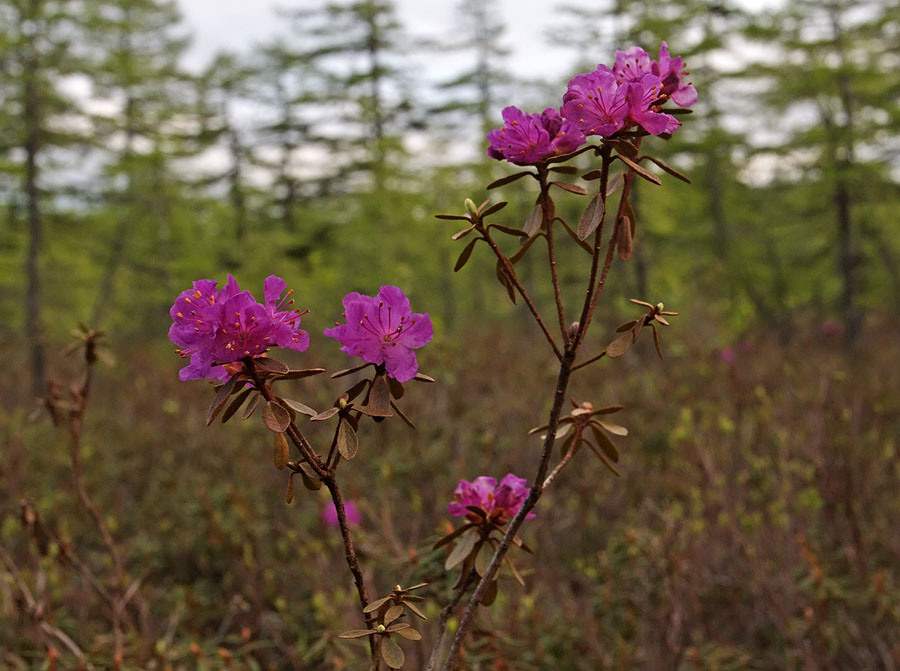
<box><xmin>720</xmin><ymin>347</ymin><xmax>736</xmax><ymax>364</ymax></box>
<box><xmin>324</xmin><ymin>286</ymin><xmax>433</xmax><ymax>383</ymax></box>
<box><xmin>447</xmin><ymin>473</ymin><xmax>535</xmax><ymax>524</ymax></box>
<box><xmin>486</xmin><ymin>106</ymin><xmax>584</xmax><ymax>165</ymax></box>
<box><xmin>820</xmin><ymin>321</ymin><xmax>840</xmax><ymax>337</ymax></box>
<box><xmin>561</xmin><ymin>66</ymin><xmax>629</xmax><ymax>138</ymax></box>
<box><xmin>169</xmin><ymin>275</ymin><xmax>308</xmax><ymax>382</ymax></box>
<box><xmin>323</xmin><ymin>500</ymin><xmax>362</xmax><ymax>527</ymax></box>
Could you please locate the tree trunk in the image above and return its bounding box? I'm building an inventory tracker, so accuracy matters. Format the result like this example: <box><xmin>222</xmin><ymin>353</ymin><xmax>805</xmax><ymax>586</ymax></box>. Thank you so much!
<box><xmin>23</xmin><ymin>8</ymin><xmax>45</xmax><ymax>398</ymax></box>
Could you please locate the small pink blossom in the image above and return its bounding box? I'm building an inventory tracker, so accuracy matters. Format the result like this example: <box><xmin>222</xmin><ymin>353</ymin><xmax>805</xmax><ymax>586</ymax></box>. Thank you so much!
<box><xmin>323</xmin><ymin>500</ymin><xmax>361</xmax><ymax>527</ymax></box>
<box><xmin>720</xmin><ymin>347</ymin><xmax>736</xmax><ymax>364</ymax></box>
<box><xmin>486</xmin><ymin>106</ymin><xmax>584</xmax><ymax>165</ymax></box>
<box><xmin>324</xmin><ymin>286</ymin><xmax>433</xmax><ymax>383</ymax></box>
<box><xmin>447</xmin><ymin>473</ymin><xmax>535</xmax><ymax>524</ymax></box>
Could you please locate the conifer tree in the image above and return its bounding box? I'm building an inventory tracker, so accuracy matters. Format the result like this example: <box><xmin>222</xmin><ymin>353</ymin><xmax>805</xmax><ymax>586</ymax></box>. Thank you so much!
<box><xmin>0</xmin><ymin>0</ymin><xmax>84</xmax><ymax>396</ymax></box>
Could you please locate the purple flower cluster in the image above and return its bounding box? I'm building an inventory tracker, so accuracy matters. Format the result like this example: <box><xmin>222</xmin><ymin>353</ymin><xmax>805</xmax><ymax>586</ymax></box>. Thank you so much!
<box><xmin>447</xmin><ymin>474</ymin><xmax>536</xmax><ymax>524</ymax></box>
<box><xmin>324</xmin><ymin>286</ymin><xmax>433</xmax><ymax>383</ymax></box>
<box><xmin>487</xmin><ymin>42</ymin><xmax>696</xmax><ymax>163</ymax></box>
<box><xmin>169</xmin><ymin>275</ymin><xmax>309</xmax><ymax>381</ymax></box>
<box><xmin>486</xmin><ymin>107</ymin><xmax>584</xmax><ymax>165</ymax></box>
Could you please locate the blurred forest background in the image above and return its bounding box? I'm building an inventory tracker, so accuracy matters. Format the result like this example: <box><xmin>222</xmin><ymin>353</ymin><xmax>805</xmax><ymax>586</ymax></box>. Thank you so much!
<box><xmin>1</xmin><ymin>0</ymin><xmax>899</xmax><ymax>669</ymax></box>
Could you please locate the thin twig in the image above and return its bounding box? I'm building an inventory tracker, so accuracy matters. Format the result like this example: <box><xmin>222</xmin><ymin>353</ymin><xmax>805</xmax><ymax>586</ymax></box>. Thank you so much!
<box><xmin>437</xmin><ymin>353</ymin><xmax>576</xmax><ymax>670</ymax></box>
<box><xmin>425</xmin><ymin>573</ymin><xmax>477</xmax><ymax>671</ymax></box>
<box><xmin>479</xmin><ymin>227</ymin><xmax>562</xmax><ymax>360</ymax></box>
<box><xmin>571</xmin><ymin>350</ymin><xmax>607</xmax><ymax>371</ymax></box>
<box><xmin>538</xmin><ymin>166</ymin><xmax>568</xmax><ymax>344</ymax></box>
<box><xmin>543</xmin><ymin>432</ymin><xmax>580</xmax><ymax>488</ymax></box>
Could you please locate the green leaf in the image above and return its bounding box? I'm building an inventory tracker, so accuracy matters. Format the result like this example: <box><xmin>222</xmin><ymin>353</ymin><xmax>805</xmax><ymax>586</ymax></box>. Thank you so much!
<box><xmin>577</xmin><ymin>193</ymin><xmax>605</xmax><ymax>241</ymax></box>
<box><xmin>444</xmin><ymin>528</ymin><xmax>478</xmax><ymax>571</ymax></box>
<box><xmin>486</xmin><ymin>171</ymin><xmax>531</xmax><ymax>189</ymax></box>
<box><xmin>262</xmin><ymin>401</ymin><xmax>291</xmax><ymax>432</ymax></box>
<box><xmin>273</xmin><ymin>433</ymin><xmax>290</xmax><ymax>470</ymax></box>
<box><xmin>454</xmin><ymin>238</ymin><xmax>479</xmax><ymax>272</ymax></box>
<box><xmin>337</xmin><ymin>419</ymin><xmax>359</xmax><ymax>460</ymax></box>
<box><xmin>380</xmin><ymin>637</ymin><xmax>405</xmax><ymax>669</ymax></box>
<box><xmin>206</xmin><ymin>374</ymin><xmax>238</xmax><ymax>426</ymax></box>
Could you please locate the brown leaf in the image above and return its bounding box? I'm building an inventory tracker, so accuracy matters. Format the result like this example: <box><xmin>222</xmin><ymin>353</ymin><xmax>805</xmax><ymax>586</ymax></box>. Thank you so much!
<box><xmin>337</xmin><ymin>419</ymin><xmax>359</xmax><ymax>460</ymax></box>
<box><xmin>262</xmin><ymin>401</ymin><xmax>291</xmax><ymax>433</ymax></box>
<box><xmin>273</xmin><ymin>433</ymin><xmax>290</xmax><ymax>470</ymax></box>
<box><xmin>435</xmin><ymin>213</ymin><xmax>472</xmax><ymax>221</ymax></box>
<box><xmin>482</xmin><ymin>578</ymin><xmax>499</xmax><ymax>606</ymax></box>
<box><xmin>368</xmin><ymin>375</ymin><xmax>393</xmax><ymax>417</ymax></box>
<box><xmin>551</xmin><ymin>180</ymin><xmax>588</xmax><ymax>195</ymax></box>
<box><xmin>363</xmin><ymin>596</ymin><xmax>392</xmax><ymax>614</ymax></box>
<box><xmin>275</xmin><ymin>368</ymin><xmax>326</xmax><ymax>380</ymax></box>
<box><xmin>597</xmin><ymin>420</ymin><xmax>628</xmax><ymax>436</ymax></box>
<box><xmin>587</xmin><ymin>441</ymin><xmax>622</xmax><ymax>476</ymax></box>
<box><xmin>652</xmin><ymin>324</ymin><xmax>664</xmax><ymax>359</ymax></box>
<box><xmin>605</xmin><ymin>333</ymin><xmax>633</xmax><ymax>358</ymax></box>
<box><xmin>206</xmin><ymin>375</ymin><xmax>238</xmax><ymax>426</ymax></box>
<box><xmin>433</xmin><ymin>523</ymin><xmax>477</xmax><ymax>550</ymax></box>
<box><xmin>616</xmin><ymin>155</ymin><xmax>661</xmax><ymax>185</ymax></box>
<box><xmin>486</xmin><ymin>171</ymin><xmax>531</xmax><ymax>189</ymax></box>
<box><xmin>390</xmin><ymin>401</ymin><xmax>416</xmax><ymax>430</ymax></box>
<box><xmin>617</xmin><ymin>215</ymin><xmax>633</xmax><ymax>260</ymax></box>
<box><xmin>221</xmin><ymin>388</ymin><xmax>253</xmax><ymax>424</ymax></box>
<box><xmin>253</xmin><ymin>357</ymin><xmax>289</xmax><ymax>375</ymax></box>
<box><xmin>331</xmin><ymin>363</ymin><xmax>371</xmax><ymax>379</ymax></box>
<box><xmin>241</xmin><ymin>393</ymin><xmax>261</xmax><ymax>420</ymax></box>
<box><xmin>383</xmin><ymin>604</ymin><xmax>403</xmax><ymax>625</ymax></box>
<box><xmin>480</xmin><ymin>200</ymin><xmax>508</xmax><ymax>217</ymax></box>
<box><xmin>280</xmin><ymin>398</ymin><xmax>316</xmax><ymax>417</ymax></box>
<box><xmin>380</xmin><ymin>637</ymin><xmax>405</xmax><ymax>669</ymax></box>
<box><xmin>454</xmin><ymin>238</ymin><xmax>479</xmax><ymax>272</ymax></box>
<box><xmin>393</xmin><ymin>627</ymin><xmax>422</xmax><ymax>640</ymax></box>
<box><xmin>445</xmin><ymin>528</ymin><xmax>478</xmax><ymax>571</ymax></box>
<box><xmin>451</xmin><ymin>224</ymin><xmax>476</xmax><ymax>241</ymax></box>
<box><xmin>641</xmin><ymin>155</ymin><xmax>691</xmax><ymax>183</ymax></box>
<box><xmin>522</xmin><ymin>203</ymin><xmax>543</xmax><ymax>238</ymax></box>
<box><xmin>592</xmin><ymin>425</ymin><xmax>621</xmax><ymax>460</ymax></box>
<box><xmin>387</xmin><ymin>376</ymin><xmax>405</xmax><ymax>399</ymax></box>
<box><xmin>577</xmin><ymin>193</ymin><xmax>605</xmax><ymax>241</ymax></box>
<box><xmin>311</xmin><ymin>407</ymin><xmax>340</xmax><ymax>421</ymax></box>
<box><xmin>285</xmin><ymin>473</ymin><xmax>295</xmax><ymax>503</ymax></box>
<box><xmin>338</xmin><ymin>629</ymin><xmax>377</xmax><ymax>639</ymax></box>
<box><xmin>490</xmin><ymin>224</ymin><xmax>529</xmax><ymax>238</ymax></box>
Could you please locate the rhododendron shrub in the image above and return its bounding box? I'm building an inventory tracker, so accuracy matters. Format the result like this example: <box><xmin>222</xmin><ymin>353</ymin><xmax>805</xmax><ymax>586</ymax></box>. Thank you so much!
<box><xmin>174</xmin><ymin>41</ymin><xmax>694</xmax><ymax>671</ymax></box>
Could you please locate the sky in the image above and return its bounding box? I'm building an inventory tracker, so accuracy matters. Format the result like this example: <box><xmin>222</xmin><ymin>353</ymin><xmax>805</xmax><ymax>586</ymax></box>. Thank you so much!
<box><xmin>176</xmin><ymin>0</ymin><xmax>579</xmax><ymax>80</ymax></box>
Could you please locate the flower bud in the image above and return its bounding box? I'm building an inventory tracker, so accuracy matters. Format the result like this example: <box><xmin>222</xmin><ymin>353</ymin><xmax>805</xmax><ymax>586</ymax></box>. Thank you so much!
<box><xmin>464</xmin><ymin>198</ymin><xmax>478</xmax><ymax>215</ymax></box>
